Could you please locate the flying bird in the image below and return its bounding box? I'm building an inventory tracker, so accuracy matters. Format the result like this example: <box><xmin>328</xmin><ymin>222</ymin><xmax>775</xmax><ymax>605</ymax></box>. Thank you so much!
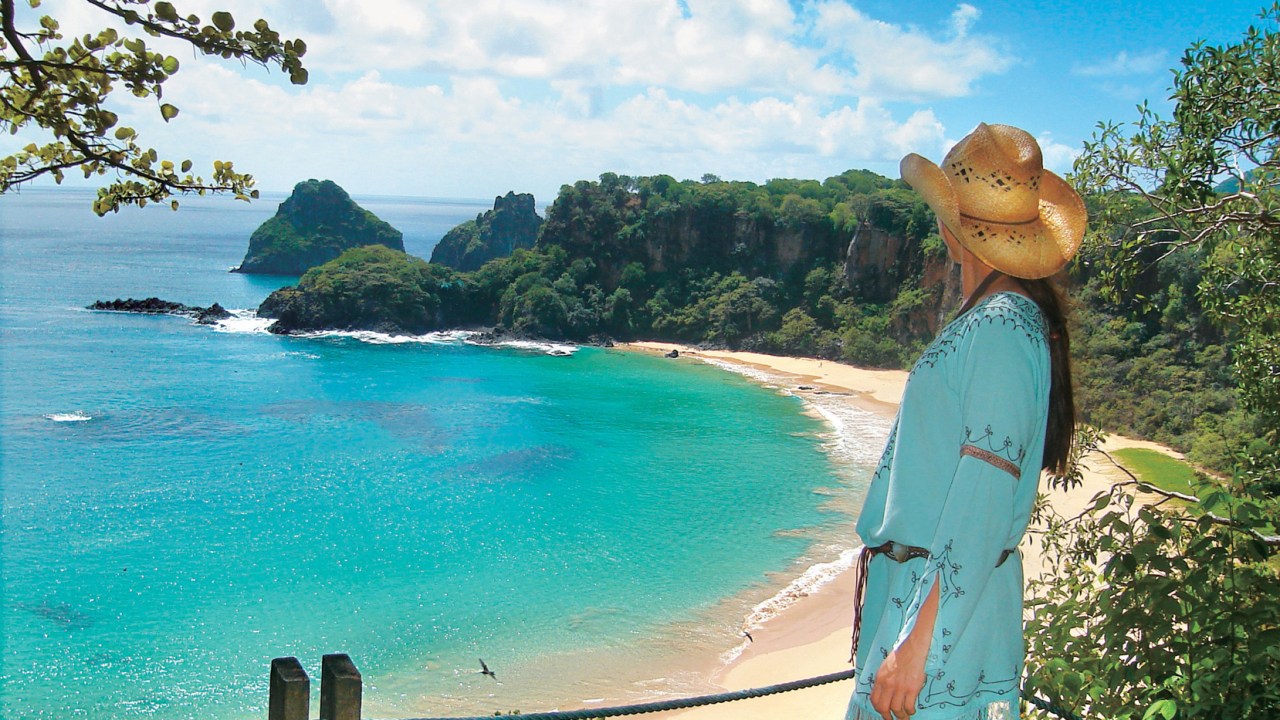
<box><xmin>479</xmin><ymin>658</ymin><xmax>497</xmax><ymax>681</ymax></box>
<box><xmin>743</xmin><ymin>630</ymin><xmax>754</xmax><ymax>643</ymax></box>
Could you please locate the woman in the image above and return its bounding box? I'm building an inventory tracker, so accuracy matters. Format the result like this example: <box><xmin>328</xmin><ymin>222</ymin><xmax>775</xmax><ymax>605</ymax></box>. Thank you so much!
<box><xmin>845</xmin><ymin>123</ymin><xmax>1085</xmax><ymax>720</ymax></box>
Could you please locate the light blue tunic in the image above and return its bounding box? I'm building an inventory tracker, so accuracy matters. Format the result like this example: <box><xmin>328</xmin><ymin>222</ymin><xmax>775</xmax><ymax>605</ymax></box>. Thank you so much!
<box><xmin>846</xmin><ymin>292</ymin><xmax>1050</xmax><ymax>720</ymax></box>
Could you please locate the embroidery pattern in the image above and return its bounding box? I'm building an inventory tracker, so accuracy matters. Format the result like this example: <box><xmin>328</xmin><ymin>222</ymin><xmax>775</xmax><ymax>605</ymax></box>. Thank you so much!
<box><xmin>960</xmin><ymin>425</ymin><xmax>1026</xmax><ymax>479</ymax></box>
<box><xmin>910</xmin><ymin>293</ymin><xmax>1046</xmax><ymax>377</ymax></box>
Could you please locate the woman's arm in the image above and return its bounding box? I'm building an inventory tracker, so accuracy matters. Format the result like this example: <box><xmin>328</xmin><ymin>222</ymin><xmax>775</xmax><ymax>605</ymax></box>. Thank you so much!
<box><xmin>870</xmin><ymin>579</ymin><xmax>940</xmax><ymax>720</ymax></box>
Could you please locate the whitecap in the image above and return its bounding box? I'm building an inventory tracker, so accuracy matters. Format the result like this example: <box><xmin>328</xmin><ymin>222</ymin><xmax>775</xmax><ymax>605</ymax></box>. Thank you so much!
<box><xmin>490</xmin><ymin>339</ymin><xmax>579</xmax><ymax>356</ymax></box>
<box><xmin>209</xmin><ymin>309</ymin><xmax>274</xmax><ymax>335</ymax></box>
<box><xmin>297</xmin><ymin>329</ymin><xmax>481</xmax><ymax>346</ymax></box>
<box><xmin>44</xmin><ymin>411</ymin><xmax>92</xmax><ymax>423</ymax></box>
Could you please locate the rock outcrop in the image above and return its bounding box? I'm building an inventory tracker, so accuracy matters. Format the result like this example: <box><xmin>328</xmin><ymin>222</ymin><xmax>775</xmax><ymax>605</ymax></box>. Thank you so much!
<box><xmin>234</xmin><ymin>179</ymin><xmax>404</xmax><ymax>275</ymax></box>
<box><xmin>88</xmin><ymin>297</ymin><xmax>232</xmax><ymax>324</ymax></box>
<box><xmin>429</xmin><ymin>191</ymin><xmax>541</xmax><ymax>271</ymax></box>
<box><xmin>257</xmin><ymin>245</ymin><xmax>482</xmax><ymax>335</ymax></box>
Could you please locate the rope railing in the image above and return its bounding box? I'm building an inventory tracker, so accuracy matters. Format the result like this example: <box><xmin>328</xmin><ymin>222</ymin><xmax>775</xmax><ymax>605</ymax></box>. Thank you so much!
<box><xmin>407</xmin><ymin>668</ymin><xmax>856</xmax><ymax>720</ymax></box>
<box><xmin>268</xmin><ymin>654</ymin><xmax>1082</xmax><ymax>720</ymax></box>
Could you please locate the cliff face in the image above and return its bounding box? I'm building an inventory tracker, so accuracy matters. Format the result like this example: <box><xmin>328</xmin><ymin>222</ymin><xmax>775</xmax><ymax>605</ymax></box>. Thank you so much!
<box><xmin>430</xmin><ymin>192</ymin><xmax>541</xmax><ymax>271</ymax></box>
<box><xmin>539</xmin><ymin>180</ymin><xmax>846</xmax><ymax>292</ymax></box>
<box><xmin>234</xmin><ymin>179</ymin><xmax>404</xmax><ymax>275</ymax></box>
<box><xmin>846</xmin><ymin>221</ymin><xmax>962</xmax><ymax>337</ymax></box>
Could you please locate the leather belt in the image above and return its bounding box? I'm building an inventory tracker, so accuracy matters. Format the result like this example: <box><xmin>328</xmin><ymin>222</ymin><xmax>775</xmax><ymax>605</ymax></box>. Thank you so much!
<box><xmin>866</xmin><ymin>541</ymin><xmax>1018</xmax><ymax>567</ymax></box>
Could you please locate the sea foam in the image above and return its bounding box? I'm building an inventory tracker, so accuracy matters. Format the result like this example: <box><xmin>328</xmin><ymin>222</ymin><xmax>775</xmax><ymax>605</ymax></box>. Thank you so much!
<box><xmin>719</xmin><ymin>547</ymin><xmax>861</xmax><ymax>665</ymax></box>
<box><xmin>44</xmin><ymin>411</ymin><xmax>92</xmax><ymax>423</ymax></box>
<box><xmin>208</xmin><ymin>315</ymin><xmax>579</xmax><ymax>355</ymax></box>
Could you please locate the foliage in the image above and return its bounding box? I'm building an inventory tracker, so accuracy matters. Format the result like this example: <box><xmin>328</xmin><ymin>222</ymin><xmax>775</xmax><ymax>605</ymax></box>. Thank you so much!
<box><xmin>238</xmin><ymin>179</ymin><xmax>403</xmax><ymax>275</ymax></box>
<box><xmin>258</xmin><ymin>245</ymin><xmax>477</xmax><ymax>334</ymax></box>
<box><xmin>1069</xmin><ymin>240</ymin><xmax>1255</xmax><ymax>473</ymax></box>
<box><xmin>430</xmin><ymin>192</ymin><xmax>542</xmax><ymax>272</ymax></box>
<box><xmin>1072</xmin><ymin>3</ymin><xmax>1280</xmax><ymax>435</ymax></box>
<box><xmin>1026</xmin><ymin>7</ymin><xmax>1280</xmax><ymax>719</ymax></box>
<box><xmin>1</xmin><ymin>0</ymin><xmax>307</xmax><ymax>214</ymax></box>
<box><xmin>1025</xmin><ymin>433</ymin><xmax>1280</xmax><ymax>720</ymax></box>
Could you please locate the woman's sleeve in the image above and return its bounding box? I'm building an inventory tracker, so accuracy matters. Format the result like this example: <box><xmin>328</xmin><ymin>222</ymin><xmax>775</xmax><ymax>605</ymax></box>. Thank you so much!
<box><xmin>892</xmin><ymin>314</ymin><xmax>1047</xmax><ymax>675</ymax></box>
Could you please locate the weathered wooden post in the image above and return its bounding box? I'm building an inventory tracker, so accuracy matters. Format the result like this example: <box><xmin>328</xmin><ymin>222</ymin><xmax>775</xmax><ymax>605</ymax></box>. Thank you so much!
<box><xmin>268</xmin><ymin>657</ymin><xmax>310</xmax><ymax>720</ymax></box>
<box><xmin>320</xmin><ymin>653</ymin><xmax>363</xmax><ymax>720</ymax></box>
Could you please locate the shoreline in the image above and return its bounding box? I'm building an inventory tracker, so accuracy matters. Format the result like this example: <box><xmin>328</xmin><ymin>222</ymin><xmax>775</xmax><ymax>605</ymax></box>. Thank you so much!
<box><xmin>621</xmin><ymin>342</ymin><xmax>897</xmax><ymax>720</ymax></box>
<box><xmin>614</xmin><ymin>341</ymin><xmax>1182</xmax><ymax>720</ymax></box>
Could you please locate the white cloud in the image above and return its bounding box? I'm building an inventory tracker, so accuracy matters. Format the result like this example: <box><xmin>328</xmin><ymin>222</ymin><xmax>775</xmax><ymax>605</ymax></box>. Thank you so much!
<box><xmin>811</xmin><ymin>1</ymin><xmax>1013</xmax><ymax>100</ymax></box>
<box><xmin>1074</xmin><ymin>49</ymin><xmax>1169</xmax><ymax>77</ymax></box>
<box><xmin>1036</xmin><ymin>134</ymin><xmax>1080</xmax><ymax>176</ymax></box>
<box><xmin>7</xmin><ymin>0</ymin><xmax>1004</xmax><ymax>199</ymax></box>
<box><xmin>949</xmin><ymin>3</ymin><xmax>981</xmax><ymax>36</ymax></box>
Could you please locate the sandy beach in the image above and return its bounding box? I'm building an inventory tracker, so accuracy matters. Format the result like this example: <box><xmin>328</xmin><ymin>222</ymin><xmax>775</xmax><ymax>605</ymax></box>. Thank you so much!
<box><xmin>616</xmin><ymin>342</ymin><xmax>1179</xmax><ymax>720</ymax></box>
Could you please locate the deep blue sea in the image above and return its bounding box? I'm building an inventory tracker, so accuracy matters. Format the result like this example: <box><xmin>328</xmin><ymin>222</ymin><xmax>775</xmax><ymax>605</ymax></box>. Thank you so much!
<box><xmin>0</xmin><ymin>187</ymin><xmax>883</xmax><ymax>719</ymax></box>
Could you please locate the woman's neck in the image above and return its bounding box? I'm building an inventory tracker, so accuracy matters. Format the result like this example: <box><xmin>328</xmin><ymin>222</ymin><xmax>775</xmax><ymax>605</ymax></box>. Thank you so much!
<box><xmin>959</xmin><ymin>251</ymin><xmax>1024</xmax><ymax>304</ymax></box>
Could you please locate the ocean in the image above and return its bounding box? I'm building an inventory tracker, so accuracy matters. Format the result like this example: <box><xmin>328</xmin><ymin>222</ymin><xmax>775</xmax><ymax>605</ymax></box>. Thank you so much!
<box><xmin>0</xmin><ymin>187</ymin><xmax>887</xmax><ymax>719</ymax></box>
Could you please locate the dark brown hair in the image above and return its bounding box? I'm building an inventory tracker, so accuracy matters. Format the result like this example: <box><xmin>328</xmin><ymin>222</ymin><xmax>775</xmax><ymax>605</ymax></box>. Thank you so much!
<box><xmin>1020</xmin><ymin>277</ymin><xmax>1076</xmax><ymax>476</ymax></box>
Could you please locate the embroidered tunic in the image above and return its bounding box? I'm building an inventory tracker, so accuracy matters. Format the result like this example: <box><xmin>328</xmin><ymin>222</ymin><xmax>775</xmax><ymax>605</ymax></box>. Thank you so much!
<box><xmin>846</xmin><ymin>292</ymin><xmax>1050</xmax><ymax>720</ymax></box>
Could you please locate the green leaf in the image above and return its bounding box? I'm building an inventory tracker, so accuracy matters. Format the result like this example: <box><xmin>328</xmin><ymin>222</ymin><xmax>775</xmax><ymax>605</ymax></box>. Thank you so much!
<box><xmin>1143</xmin><ymin>699</ymin><xmax>1177</xmax><ymax>720</ymax></box>
<box><xmin>181</xmin><ymin>159</ymin><xmax>192</xmax><ymax>173</ymax></box>
<box><xmin>211</xmin><ymin>11</ymin><xmax>235</xmax><ymax>32</ymax></box>
<box><xmin>154</xmin><ymin>2</ymin><xmax>177</xmax><ymax>21</ymax></box>
<box><xmin>162</xmin><ymin>56</ymin><xmax>179</xmax><ymax>74</ymax></box>
<box><xmin>289</xmin><ymin>67</ymin><xmax>309</xmax><ymax>85</ymax></box>
<box><xmin>160</xmin><ymin>104</ymin><xmax>180</xmax><ymax>122</ymax></box>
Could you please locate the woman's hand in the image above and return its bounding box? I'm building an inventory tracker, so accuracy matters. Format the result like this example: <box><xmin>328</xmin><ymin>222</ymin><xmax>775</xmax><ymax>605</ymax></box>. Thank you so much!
<box><xmin>870</xmin><ymin>579</ymin><xmax>939</xmax><ymax>720</ymax></box>
<box><xmin>869</xmin><ymin>639</ymin><xmax>928</xmax><ymax>720</ymax></box>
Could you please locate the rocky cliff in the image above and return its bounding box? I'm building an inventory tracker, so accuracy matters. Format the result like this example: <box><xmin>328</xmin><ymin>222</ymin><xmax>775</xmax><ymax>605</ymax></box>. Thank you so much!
<box><xmin>234</xmin><ymin>179</ymin><xmax>404</xmax><ymax>275</ymax></box>
<box><xmin>429</xmin><ymin>191</ymin><xmax>541</xmax><ymax>271</ymax></box>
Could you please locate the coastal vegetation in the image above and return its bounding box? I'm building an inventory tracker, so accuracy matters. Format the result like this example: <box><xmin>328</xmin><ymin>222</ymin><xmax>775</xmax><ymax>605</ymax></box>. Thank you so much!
<box><xmin>1023</xmin><ymin>7</ymin><xmax>1280</xmax><ymax>718</ymax></box>
<box><xmin>430</xmin><ymin>191</ymin><xmax>542</xmax><ymax>271</ymax></box>
<box><xmin>0</xmin><ymin>0</ymin><xmax>308</xmax><ymax>214</ymax></box>
<box><xmin>257</xmin><ymin>245</ymin><xmax>476</xmax><ymax>334</ymax></box>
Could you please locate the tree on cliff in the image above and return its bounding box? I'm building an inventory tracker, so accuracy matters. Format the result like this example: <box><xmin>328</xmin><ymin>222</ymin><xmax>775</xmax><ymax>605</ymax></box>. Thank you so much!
<box><xmin>0</xmin><ymin>0</ymin><xmax>307</xmax><ymax>214</ymax></box>
<box><xmin>1023</xmin><ymin>6</ymin><xmax>1280</xmax><ymax>719</ymax></box>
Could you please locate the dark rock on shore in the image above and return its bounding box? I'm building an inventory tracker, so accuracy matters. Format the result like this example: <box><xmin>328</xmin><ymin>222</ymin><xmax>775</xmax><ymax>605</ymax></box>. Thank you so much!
<box><xmin>89</xmin><ymin>297</ymin><xmax>231</xmax><ymax>324</ymax></box>
<box><xmin>234</xmin><ymin>179</ymin><xmax>404</xmax><ymax>275</ymax></box>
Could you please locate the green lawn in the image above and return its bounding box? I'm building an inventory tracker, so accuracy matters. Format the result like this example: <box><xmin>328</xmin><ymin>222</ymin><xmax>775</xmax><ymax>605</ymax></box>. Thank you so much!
<box><xmin>1112</xmin><ymin>447</ymin><xmax>1199</xmax><ymax>496</ymax></box>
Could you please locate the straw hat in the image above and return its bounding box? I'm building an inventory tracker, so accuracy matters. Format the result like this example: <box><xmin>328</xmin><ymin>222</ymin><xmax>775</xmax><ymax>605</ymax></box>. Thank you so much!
<box><xmin>900</xmin><ymin>123</ymin><xmax>1087</xmax><ymax>279</ymax></box>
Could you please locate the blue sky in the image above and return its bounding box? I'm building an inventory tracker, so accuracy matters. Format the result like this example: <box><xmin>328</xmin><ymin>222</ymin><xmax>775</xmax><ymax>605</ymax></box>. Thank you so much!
<box><xmin>8</xmin><ymin>0</ymin><xmax>1273</xmax><ymax>203</ymax></box>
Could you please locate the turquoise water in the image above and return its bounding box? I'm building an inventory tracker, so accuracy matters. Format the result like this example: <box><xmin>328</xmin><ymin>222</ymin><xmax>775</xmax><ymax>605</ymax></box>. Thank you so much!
<box><xmin>0</xmin><ymin>188</ymin><xmax>873</xmax><ymax>719</ymax></box>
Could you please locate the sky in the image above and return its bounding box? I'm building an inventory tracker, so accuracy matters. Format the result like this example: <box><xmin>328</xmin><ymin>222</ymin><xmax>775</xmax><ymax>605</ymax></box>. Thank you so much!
<box><xmin>5</xmin><ymin>0</ymin><xmax>1274</xmax><ymax>203</ymax></box>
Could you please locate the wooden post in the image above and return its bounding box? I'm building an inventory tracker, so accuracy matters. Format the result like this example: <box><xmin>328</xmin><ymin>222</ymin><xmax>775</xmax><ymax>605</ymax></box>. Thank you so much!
<box><xmin>320</xmin><ymin>653</ymin><xmax>363</xmax><ymax>720</ymax></box>
<box><xmin>268</xmin><ymin>657</ymin><xmax>310</xmax><ymax>720</ymax></box>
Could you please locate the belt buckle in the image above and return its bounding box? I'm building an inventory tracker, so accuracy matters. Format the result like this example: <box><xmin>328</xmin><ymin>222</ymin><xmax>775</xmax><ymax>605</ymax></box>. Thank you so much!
<box><xmin>889</xmin><ymin>542</ymin><xmax>911</xmax><ymax>563</ymax></box>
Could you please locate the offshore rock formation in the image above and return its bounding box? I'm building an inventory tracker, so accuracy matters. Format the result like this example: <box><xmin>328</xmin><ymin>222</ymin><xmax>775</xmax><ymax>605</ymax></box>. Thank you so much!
<box><xmin>88</xmin><ymin>297</ymin><xmax>232</xmax><ymax>324</ymax></box>
<box><xmin>429</xmin><ymin>191</ymin><xmax>542</xmax><ymax>271</ymax></box>
<box><xmin>234</xmin><ymin>179</ymin><xmax>404</xmax><ymax>275</ymax></box>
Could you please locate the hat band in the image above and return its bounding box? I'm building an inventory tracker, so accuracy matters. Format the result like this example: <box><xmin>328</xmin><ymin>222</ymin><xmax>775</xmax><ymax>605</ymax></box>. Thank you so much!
<box><xmin>960</xmin><ymin>211</ymin><xmax>1039</xmax><ymax>226</ymax></box>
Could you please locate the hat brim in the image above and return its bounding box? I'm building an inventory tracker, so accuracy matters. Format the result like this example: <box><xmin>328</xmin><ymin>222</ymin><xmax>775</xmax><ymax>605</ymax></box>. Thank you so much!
<box><xmin>900</xmin><ymin>153</ymin><xmax>960</xmax><ymax>237</ymax></box>
<box><xmin>901</xmin><ymin>156</ymin><xmax>1087</xmax><ymax>279</ymax></box>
